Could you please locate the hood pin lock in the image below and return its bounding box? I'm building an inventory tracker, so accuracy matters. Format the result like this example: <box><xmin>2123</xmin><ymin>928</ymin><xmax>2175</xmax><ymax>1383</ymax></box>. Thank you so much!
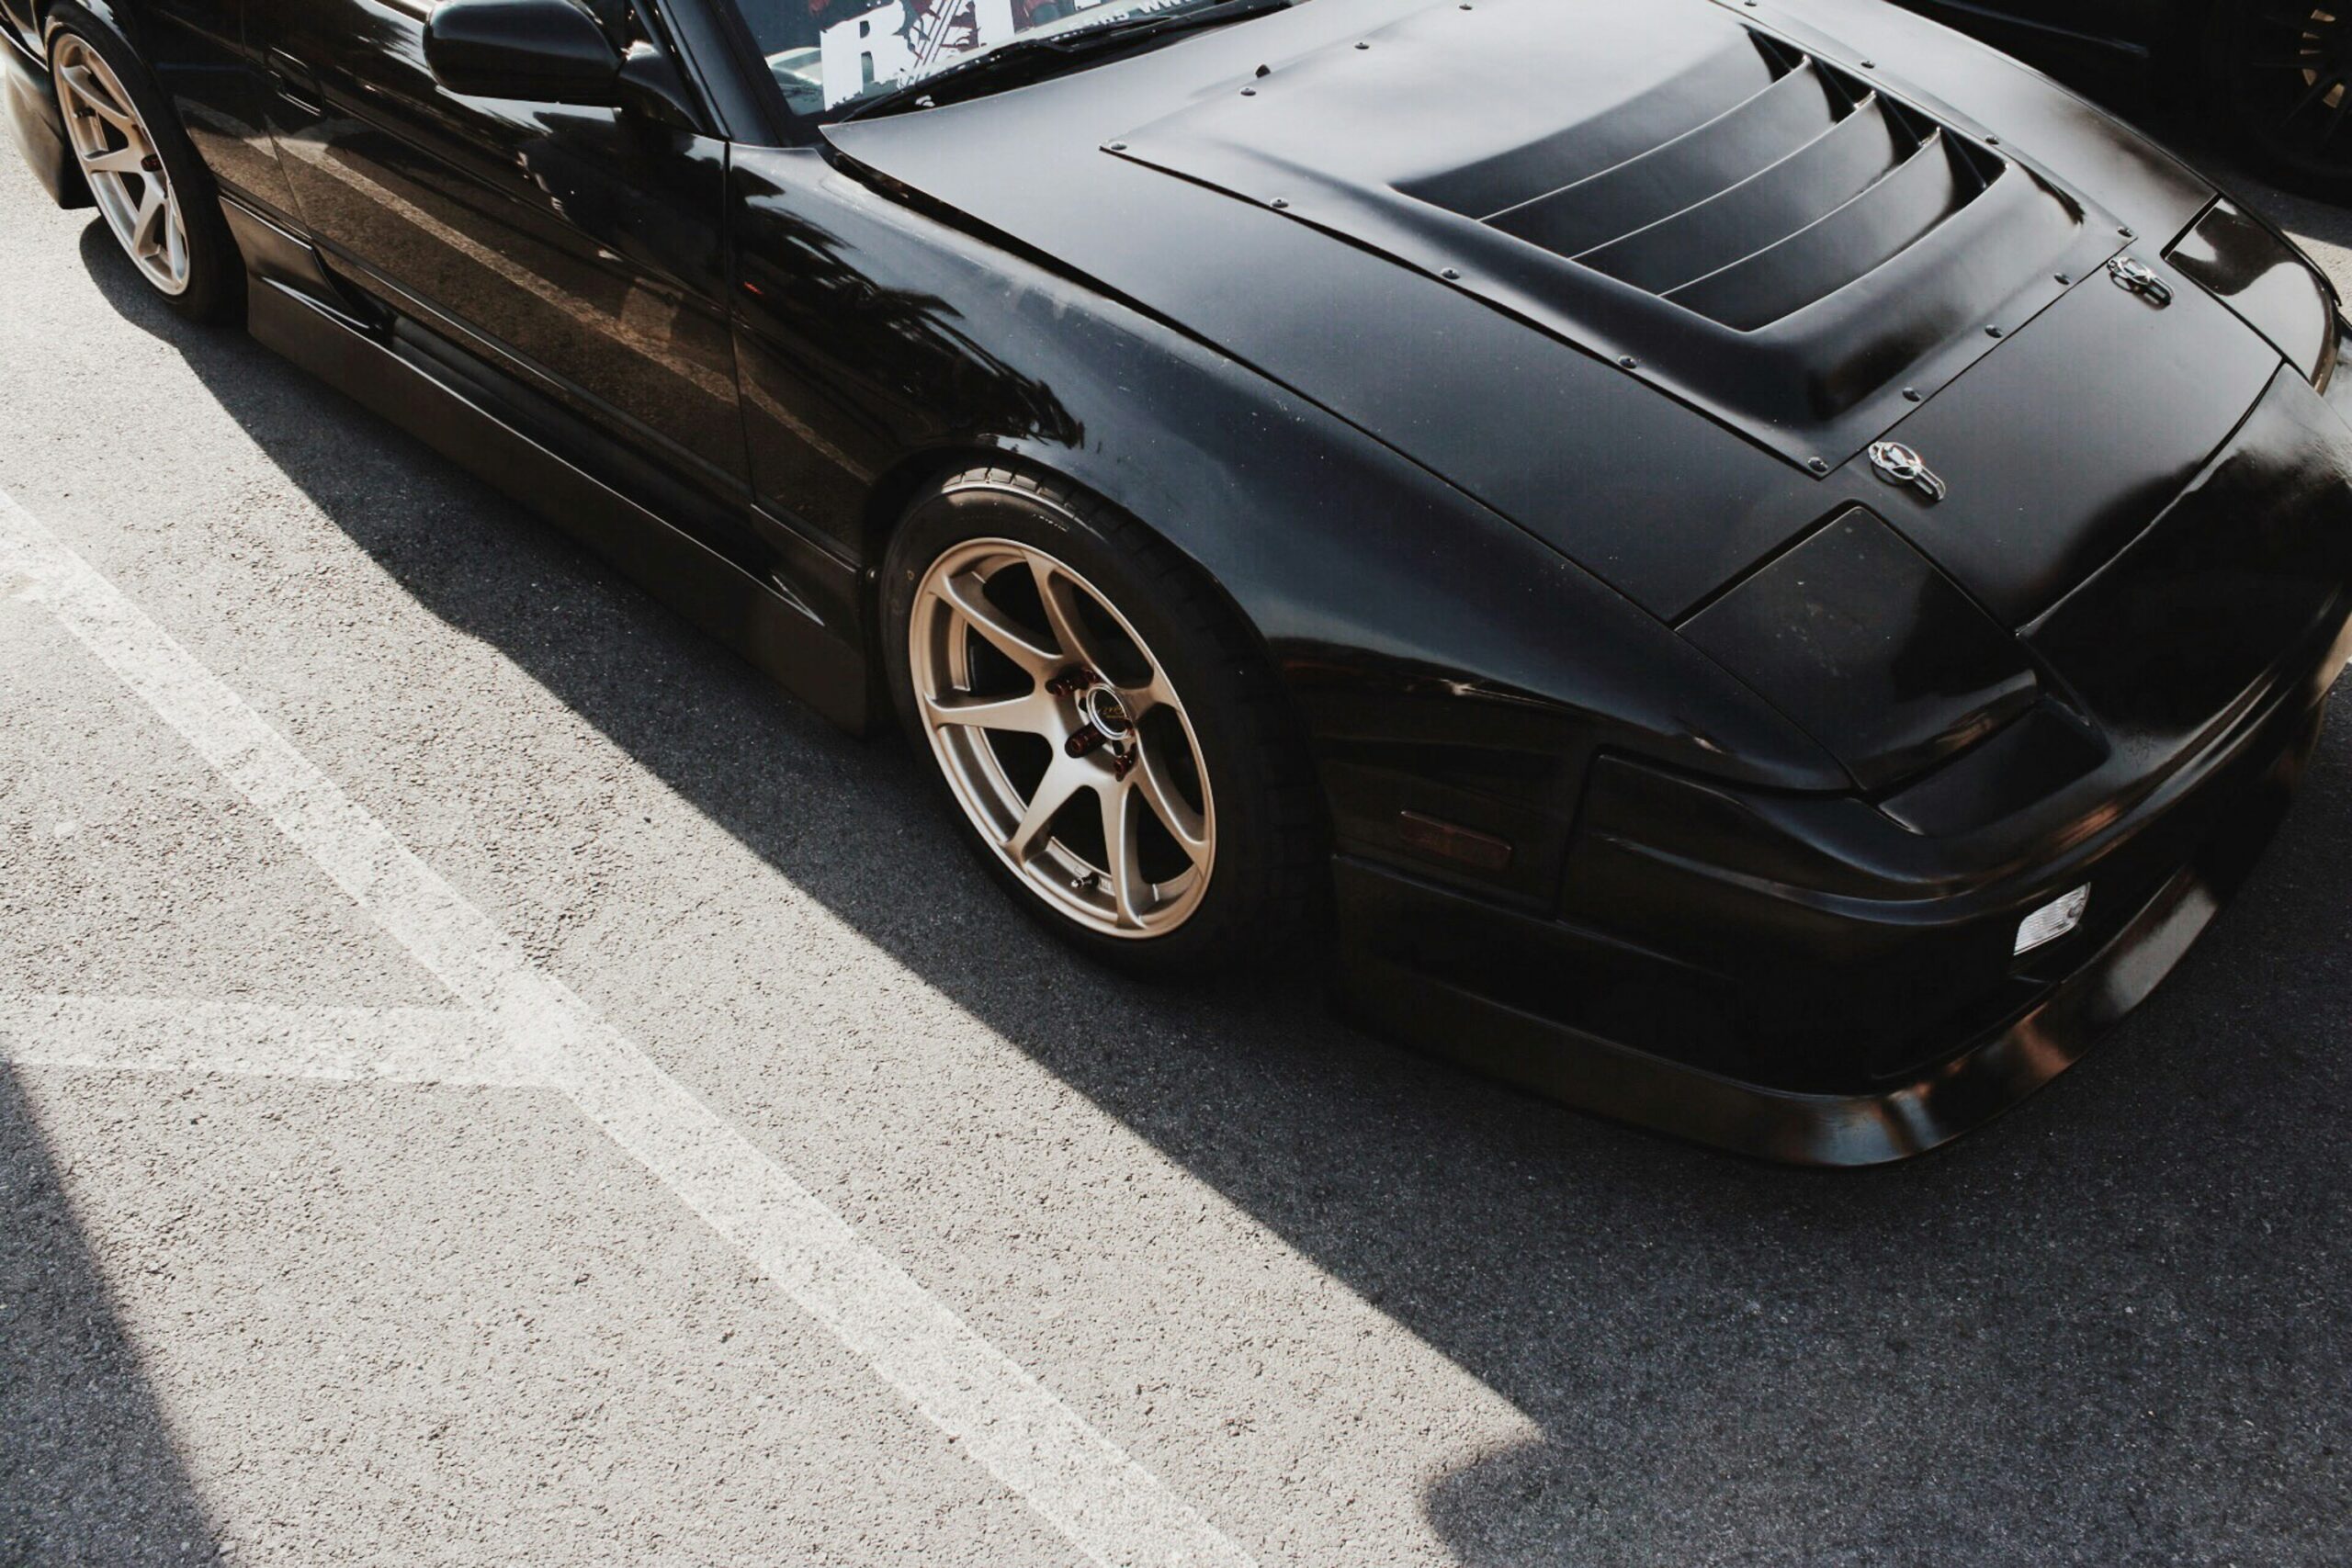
<box><xmin>2107</xmin><ymin>255</ymin><xmax>2174</xmax><ymax>308</ymax></box>
<box><xmin>1869</xmin><ymin>441</ymin><xmax>1950</xmax><ymax>503</ymax></box>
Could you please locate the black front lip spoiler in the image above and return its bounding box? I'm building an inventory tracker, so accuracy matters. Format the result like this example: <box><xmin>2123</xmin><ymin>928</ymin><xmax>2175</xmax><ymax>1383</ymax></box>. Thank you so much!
<box><xmin>1342</xmin><ymin>850</ymin><xmax>2234</xmax><ymax>1168</ymax></box>
<box><xmin>1332</xmin><ymin>637</ymin><xmax>2346</xmax><ymax>1168</ymax></box>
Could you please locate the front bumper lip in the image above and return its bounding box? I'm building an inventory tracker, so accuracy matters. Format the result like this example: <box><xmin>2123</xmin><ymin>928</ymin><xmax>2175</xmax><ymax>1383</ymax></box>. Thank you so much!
<box><xmin>1341</xmin><ymin>849</ymin><xmax>2233</xmax><ymax>1168</ymax></box>
<box><xmin>1331</xmin><ymin>619</ymin><xmax>2346</xmax><ymax>1167</ymax></box>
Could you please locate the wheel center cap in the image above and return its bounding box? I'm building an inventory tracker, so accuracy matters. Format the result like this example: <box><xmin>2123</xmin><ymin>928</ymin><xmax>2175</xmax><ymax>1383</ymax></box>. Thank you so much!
<box><xmin>1081</xmin><ymin>686</ymin><xmax>1133</xmax><ymax>741</ymax></box>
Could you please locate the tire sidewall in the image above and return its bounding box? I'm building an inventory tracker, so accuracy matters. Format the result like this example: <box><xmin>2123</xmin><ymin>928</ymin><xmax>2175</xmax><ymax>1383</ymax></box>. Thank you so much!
<box><xmin>46</xmin><ymin>1</ymin><xmax>243</xmax><ymax>322</ymax></box>
<box><xmin>880</xmin><ymin>471</ymin><xmax>1290</xmax><ymax>976</ymax></box>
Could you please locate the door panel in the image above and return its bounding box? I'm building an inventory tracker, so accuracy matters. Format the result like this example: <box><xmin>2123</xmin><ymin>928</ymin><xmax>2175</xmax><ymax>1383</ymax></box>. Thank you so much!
<box><xmin>251</xmin><ymin>0</ymin><xmax>747</xmax><ymax>505</ymax></box>
<box><xmin>93</xmin><ymin>0</ymin><xmax>296</xmax><ymax>213</ymax></box>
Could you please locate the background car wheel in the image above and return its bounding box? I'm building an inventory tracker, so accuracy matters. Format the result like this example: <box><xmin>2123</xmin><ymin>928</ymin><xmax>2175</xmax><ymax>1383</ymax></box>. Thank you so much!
<box><xmin>46</xmin><ymin>3</ymin><xmax>243</xmax><ymax>322</ymax></box>
<box><xmin>881</xmin><ymin>464</ymin><xmax>1323</xmax><ymax>977</ymax></box>
<box><xmin>2204</xmin><ymin>1</ymin><xmax>2352</xmax><ymax>197</ymax></box>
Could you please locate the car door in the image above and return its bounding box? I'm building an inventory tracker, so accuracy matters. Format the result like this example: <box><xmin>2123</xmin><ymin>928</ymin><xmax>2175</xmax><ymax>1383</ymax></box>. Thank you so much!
<box><xmin>248</xmin><ymin>0</ymin><xmax>754</xmax><ymax>559</ymax></box>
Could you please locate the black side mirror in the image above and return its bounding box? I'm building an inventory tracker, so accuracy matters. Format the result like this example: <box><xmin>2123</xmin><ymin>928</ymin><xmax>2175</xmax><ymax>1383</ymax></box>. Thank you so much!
<box><xmin>424</xmin><ymin>0</ymin><xmax>624</xmax><ymax>105</ymax></box>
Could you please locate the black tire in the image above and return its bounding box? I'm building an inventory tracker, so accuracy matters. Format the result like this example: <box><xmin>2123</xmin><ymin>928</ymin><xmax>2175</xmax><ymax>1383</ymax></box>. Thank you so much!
<box><xmin>2202</xmin><ymin>1</ymin><xmax>2352</xmax><ymax>198</ymax></box>
<box><xmin>880</xmin><ymin>463</ymin><xmax>1325</xmax><ymax>977</ymax></box>
<box><xmin>45</xmin><ymin>2</ymin><xmax>244</xmax><ymax>323</ymax></box>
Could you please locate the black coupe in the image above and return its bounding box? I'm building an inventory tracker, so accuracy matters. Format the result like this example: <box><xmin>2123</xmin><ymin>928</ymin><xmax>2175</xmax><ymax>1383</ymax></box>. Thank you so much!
<box><xmin>1894</xmin><ymin>1</ymin><xmax>2352</xmax><ymax>193</ymax></box>
<box><xmin>7</xmin><ymin>0</ymin><xmax>2351</xmax><ymax>1163</ymax></box>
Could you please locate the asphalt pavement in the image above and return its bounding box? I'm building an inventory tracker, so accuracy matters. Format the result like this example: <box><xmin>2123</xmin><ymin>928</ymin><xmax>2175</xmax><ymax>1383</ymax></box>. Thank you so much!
<box><xmin>3</xmin><ymin>95</ymin><xmax>2349</xmax><ymax>1568</ymax></box>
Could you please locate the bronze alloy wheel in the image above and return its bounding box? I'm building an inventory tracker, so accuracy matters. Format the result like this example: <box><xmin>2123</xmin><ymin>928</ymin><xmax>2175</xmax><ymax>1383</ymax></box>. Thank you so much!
<box><xmin>51</xmin><ymin>32</ymin><xmax>190</xmax><ymax>296</ymax></box>
<box><xmin>907</xmin><ymin>535</ymin><xmax>1216</xmax><ymax>939</ymax></box>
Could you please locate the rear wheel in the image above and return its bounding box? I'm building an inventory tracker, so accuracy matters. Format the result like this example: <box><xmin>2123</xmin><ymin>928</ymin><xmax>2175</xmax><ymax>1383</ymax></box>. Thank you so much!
<box><xmin>2205</xmin><ymin>2</ymin><xmax>2352</xmax><ymax>197</ymax></box>
<box><xmin>46</xmin><ymin>5</ymin><xmax>242</xmax><ymax>321</ymax></box>
<box><xmin>881</xmin><ymin>466</ymin><xmax>1322</xmax><ymax>976</ymax></box>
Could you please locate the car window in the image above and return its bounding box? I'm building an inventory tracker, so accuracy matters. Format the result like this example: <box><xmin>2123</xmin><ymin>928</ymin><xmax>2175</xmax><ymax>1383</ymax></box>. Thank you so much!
<box><xmin>729</xmin><ymin>0</ymin><xmax>1262</xmax><ymax>118</ymax></box>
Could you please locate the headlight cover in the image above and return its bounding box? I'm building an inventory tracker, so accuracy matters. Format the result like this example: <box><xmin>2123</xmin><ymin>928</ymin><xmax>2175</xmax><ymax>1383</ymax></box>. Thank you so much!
<box><xmin>1678</xmin><ymin>509</ymin><xmax>2039</xmax><ymax>795</ymax></box>
<box><xmin>2166</xmin><ymin>198</ymin><xmax>2337</xmax><ymax>390</ymax></box>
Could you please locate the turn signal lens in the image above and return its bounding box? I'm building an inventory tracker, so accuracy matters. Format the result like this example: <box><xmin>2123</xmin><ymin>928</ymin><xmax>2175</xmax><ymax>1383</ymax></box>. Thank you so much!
<box><xmin>2015</xmin><ymin>886</ymin><xmax>2090</xmax><ymax>956</ymax></box>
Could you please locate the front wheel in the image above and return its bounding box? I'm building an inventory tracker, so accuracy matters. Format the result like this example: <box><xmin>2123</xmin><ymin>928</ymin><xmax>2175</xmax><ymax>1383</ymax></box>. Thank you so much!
<box><xmin>2204</xmin><ymin>2</ymin><xmax>2352</xmax><ymax>197</ymax></box>
<box><xmin>881</xmin><ymin>466</ymin><xmax>1323</xmax><ymax>976</ymax></box>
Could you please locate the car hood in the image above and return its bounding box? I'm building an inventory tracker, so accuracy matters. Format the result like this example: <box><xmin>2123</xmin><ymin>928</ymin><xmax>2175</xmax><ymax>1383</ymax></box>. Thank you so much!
<box><xmin>825</xmin><ymin>0</ymin><xmax>2342</xmax><ymax>784</ymax></box>
<box><xmin>1075</xmin><ymin>0</ymin><xmax>2133</xmax><ymax>473</ymax></box>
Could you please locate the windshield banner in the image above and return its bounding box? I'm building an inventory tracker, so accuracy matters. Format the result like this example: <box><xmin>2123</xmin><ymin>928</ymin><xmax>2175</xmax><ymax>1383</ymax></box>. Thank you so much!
<box><xmin>821</xmin><ymin>0</ymin><xmax>1004</xmax><ymax>106</ymax></box>
<box><xmin>822</xmin><ymin>0</ymin><xmax>1183</xmax><ymax>107</ymax></box>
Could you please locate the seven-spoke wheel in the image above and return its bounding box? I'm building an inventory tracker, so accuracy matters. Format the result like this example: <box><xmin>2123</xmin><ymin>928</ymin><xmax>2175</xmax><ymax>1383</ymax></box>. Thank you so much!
<box><xmin>884</xmin><ymin>468</ymin><xmax>1321</xmax><ymax>975</ymax></box>
<box><xmin>910</xmin><ymin>537</ymin><xmax>1216</xmax><ymax>939</ymax></box>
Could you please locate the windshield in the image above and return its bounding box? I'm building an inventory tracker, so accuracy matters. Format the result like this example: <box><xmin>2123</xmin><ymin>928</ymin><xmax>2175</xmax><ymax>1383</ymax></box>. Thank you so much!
<box><xmin>730</xmin><ymin>0</ymin><xmax>1265</xmax><ymax>118</ymax></box>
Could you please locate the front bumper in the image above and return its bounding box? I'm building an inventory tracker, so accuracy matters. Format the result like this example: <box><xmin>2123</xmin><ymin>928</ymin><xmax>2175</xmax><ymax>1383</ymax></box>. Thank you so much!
<box><xmin>1334</xmin><ymin>367</ymin><xmax>2352</xmax><ymax>1166</ymax></box>
<box><xmin>1334</xmin><ymin>639</ymin><xmax>2340</xmax><ymax>1165</ymax></box>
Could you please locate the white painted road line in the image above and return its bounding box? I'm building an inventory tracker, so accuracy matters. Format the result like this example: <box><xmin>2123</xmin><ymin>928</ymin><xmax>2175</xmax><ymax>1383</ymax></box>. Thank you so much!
<box><xmin>0</xmin><ymin>485</ymin><xmax>1256</xmax><ymax>1568</ymax></box>
<box><xmin>0</xmin><ymin>994</ymin><xmax>543</xmax><ymax>1087</ymax></box>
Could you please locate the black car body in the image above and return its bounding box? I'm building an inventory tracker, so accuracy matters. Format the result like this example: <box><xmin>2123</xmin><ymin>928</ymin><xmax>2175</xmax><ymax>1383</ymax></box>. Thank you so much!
<box><xmin>8</xmin><ymin>0</ymin><xmax>2352</xmax><ymax>1164</ymax></box>
<box><xmin>1891</xmin><ymin>1</ymin><xmax>2352</xmax><ymax>192</ymax></box>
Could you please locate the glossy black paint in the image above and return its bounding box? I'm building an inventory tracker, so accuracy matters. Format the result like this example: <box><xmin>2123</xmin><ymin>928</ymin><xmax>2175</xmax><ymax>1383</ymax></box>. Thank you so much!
<box><xmin>1869</xmin><ymin>246</ymin><xmax>2282</xmax><ymax>626</ymax></box>
<box><xmin>247</xmin><ymin>0</ymin><xmax>752</xmax><ymax>558</ymax></box>
<box><xmin>422</xmin><ymin>0</ymin><xmax>625</xmax><ymax>105</ymax></box>
<box><xmin>17</xmin><ymin>0</ymin><xmax>2352</xmax><ymax>1161</ymax></box>
<box><xmin>1679</xmin><ymin>510</ymin><xmax>2041</xmax><ymax>794</ymax></box>
<box><xmin>2169</xmin><ymin>197</ymin><xmax>2337</xmax><ymax>382</ymax></box>
<box><xmin>1090</xmin><ymin>0</ymin><xmax>2118</xmax><ymax>471</ymax></box>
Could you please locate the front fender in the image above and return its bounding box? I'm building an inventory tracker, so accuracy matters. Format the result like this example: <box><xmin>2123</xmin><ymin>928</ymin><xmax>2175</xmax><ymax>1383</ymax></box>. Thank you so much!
<box><xmin>729</xmin><ymin>144</ymin><xmax>1845</xmax><ymax>905</ymax></box>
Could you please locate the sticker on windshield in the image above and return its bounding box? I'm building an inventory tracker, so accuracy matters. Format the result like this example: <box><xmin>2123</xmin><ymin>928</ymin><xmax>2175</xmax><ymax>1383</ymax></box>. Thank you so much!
<box><xmin>820</xmin><ymin>0</ymin><xmax>1106</xmax><ymax>107</ymax></box>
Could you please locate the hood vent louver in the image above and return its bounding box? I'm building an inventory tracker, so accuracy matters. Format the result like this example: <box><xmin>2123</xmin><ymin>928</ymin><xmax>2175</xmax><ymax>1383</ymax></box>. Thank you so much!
<box><xmin>1102</xmin><ymin>0</ymin><xmax>2120</xmax><ymax>471</ymax></box>
<box><xmin>1416</xmin><ymin>34</ymin><xmax>1999</xmax><ymax>332</ymax></box>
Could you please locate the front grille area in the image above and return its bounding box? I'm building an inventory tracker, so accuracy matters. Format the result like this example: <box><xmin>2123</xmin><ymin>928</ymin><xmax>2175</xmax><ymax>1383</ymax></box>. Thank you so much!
<box><xmin>1411</xmin><ymin>33</ymin><xmax>2001</xmax><ymax>332</ymax></box>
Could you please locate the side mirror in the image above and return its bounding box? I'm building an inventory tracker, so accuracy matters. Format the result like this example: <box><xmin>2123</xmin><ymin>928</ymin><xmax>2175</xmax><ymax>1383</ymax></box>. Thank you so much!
<box><xmin>424</xmin><ymin>0</ymin><xmax>624</xmax><ymax>105</ymax></box>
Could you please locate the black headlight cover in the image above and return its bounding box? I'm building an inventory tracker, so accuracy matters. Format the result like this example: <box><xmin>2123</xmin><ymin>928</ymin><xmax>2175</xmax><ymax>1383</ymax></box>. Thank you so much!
<box><xmin>1679</xmin><ymin>509</ymin><xmax>2039</xmax><ymax>795</ymax></box>
<box><xmin>2167</xmin><ymin>199</ymin><xmax>2336</xmax><ymax>389</ymax></box>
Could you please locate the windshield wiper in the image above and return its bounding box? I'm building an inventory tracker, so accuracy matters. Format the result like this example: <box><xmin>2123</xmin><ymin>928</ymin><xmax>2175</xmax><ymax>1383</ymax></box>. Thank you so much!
<box><xmin>836</xmin><ymin>0</ymin><xmax>1294</xmax><ymax>121</ymax></box>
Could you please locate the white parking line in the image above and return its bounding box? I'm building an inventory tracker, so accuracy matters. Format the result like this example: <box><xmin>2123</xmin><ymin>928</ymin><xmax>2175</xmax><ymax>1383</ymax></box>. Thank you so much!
<box><xmin>0</xmin><ymin>485</ymin><xmax>1255</xmax><ymax>1568</ymax></box>
<box><xmin>0</xmin><ymin>994</ymin><xmax>542</xmax><ymax>1087</ymax></box>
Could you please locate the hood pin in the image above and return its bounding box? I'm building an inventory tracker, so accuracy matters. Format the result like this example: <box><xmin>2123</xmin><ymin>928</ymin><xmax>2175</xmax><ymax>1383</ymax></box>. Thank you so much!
<box><xmin>1869</xmin><ymin>441</ymin><xmax>1950</xmax><ymax>503</ymax></box>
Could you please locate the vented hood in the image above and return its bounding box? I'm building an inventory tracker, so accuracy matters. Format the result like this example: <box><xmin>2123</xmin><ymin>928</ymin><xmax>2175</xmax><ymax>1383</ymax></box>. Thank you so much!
<box><xmin>1100</xmin><ymin>0</ymin><xmax>2128</xmax><ymax>468</ymax></box>
<box><xmin>828</xmin><ymin>0</ymin><xmax>2257</xmax><ymax>628</ymax></box>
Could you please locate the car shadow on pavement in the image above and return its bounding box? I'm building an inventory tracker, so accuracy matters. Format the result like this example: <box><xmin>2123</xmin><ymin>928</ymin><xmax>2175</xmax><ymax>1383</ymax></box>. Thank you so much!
<box><xmin>0</xmin><ymin>1065</ymin><xmax>224</xmax><ymax>1567</ymax></box>
<box><xmin>74</xmin><ymin>217</ymin><xmax>2352</xmax><ymax>1564</ymax></box>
